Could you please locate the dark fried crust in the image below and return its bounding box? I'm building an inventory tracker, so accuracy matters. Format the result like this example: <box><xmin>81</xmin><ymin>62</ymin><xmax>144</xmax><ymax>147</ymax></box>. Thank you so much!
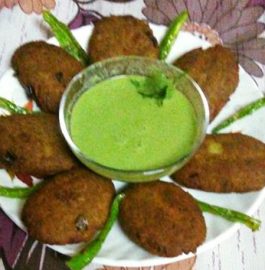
<box><xmin>22</xmin><ymin>169</ymin><xmax>115</xmax><ymax>245</ymax></box>
<box><xmin>88</xmin><ymin>16</ymin><xmax>159</xmax><ymax>62</ymax></box>
<box><xmin>119</xmin><ymin>181</ymin><xmax>206</xmax><ymax>257</ymax></box>
<box><xmin>172</xmin><ymin>133</ymin><xmax>265</xmax><ymax>192</ymax></box>
<box><xmin>12</xmin><ymin>41</ymin><xmax>84</xmax><ymax>113</ymax></box>
<box><xmin>0</xmin><ymin>114</ymin><xmax>78</xmax><ymax>177</ymax></box>
<box><xmin>174</xmin><ymin>45</ymin><xmax>239</xmax><ymax>120</ymax></box>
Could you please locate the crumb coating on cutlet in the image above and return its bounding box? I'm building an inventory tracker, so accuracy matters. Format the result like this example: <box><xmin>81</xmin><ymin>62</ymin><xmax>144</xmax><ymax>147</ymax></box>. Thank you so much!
<box><xmin>22</xmin><ymin>169</ymin><xmax>115</xmax><ymax>244</ymax></box>
<box><xmin>0</xmin><ymin>113</ymin><xmax>78</xmax><ymax>177</ymax></box>
<box><xmin>119</xmin><ymin>181</ymin><xmax>206</xmax><ymax>257</ymax></box>
<box><xmin>172</xmin><ymin>133</ymin><xmax>265</xmax><ymax>192</ymax></box>
<box><xmin>174</xmin><ymin>45</ymin><xmax>239</xmax><ymax>120</ymax></box>
<box><xmin>12</xmin><ymin>41</ymin><xmax>84</xmax><ymax>113</ymax></box>
<box><xmin>89</xmin><ymin>16</ymin><xmax>159</xmax><ymax>62</ymax></box>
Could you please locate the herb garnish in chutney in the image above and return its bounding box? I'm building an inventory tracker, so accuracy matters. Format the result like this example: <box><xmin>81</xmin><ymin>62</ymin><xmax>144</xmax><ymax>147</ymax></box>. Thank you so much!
<box><xmin>131</xmin><ymin>71</ymin><xmax>174</xmax><ymax>106</ymax></box>
<box><xmin>70</xmin><ymin>74</ymin><xmax>197</xmax><ymax>171</ymax></box>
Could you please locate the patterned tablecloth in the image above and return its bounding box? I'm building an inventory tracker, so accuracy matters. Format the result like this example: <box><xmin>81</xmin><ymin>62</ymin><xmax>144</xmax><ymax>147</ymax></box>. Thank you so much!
<box><xmin>0</xmin><ymin>1</ymin><xmax>265</xmax><ymax>269</ymax></box>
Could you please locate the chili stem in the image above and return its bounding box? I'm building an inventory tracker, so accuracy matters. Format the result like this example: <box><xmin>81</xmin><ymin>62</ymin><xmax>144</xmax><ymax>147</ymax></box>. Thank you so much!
<box><xmin>212</xmin><ymin>97</ymin><xmax>265</xmax><ymax>134</ymax></box>
<box><xmin>43</xmin><ymin>11</ymin><xmax>90</xmax><ymax>66</ymax></box>
<box><xmin>159</xmin><ymin>11</ymin><xmax>188</xmax><ymax>60</ymax></box>
<box><xmin>0</xmin><ymin>97</ymin><xmax>29</xmax><ymax>114</ymax></box>
<box><xmin>0</xmin><ymin>184</ymin><xmax>41</xmax><ymax>199</ymax></box>
<box><xmin>197</xmin><ymin>200</ymin><xmax>261</xmax><ymax>231</ymax></box>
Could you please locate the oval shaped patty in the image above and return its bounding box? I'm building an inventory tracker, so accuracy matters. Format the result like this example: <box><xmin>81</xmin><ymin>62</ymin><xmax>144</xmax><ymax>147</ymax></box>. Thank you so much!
<box><xmin>174</xmin><ymin>45</ymin><xmax>239</xmax><ymax>120</ymax></box>
<box><xmin>22</xmin><ymin>169</ymin><xmax>115</xmax><ymax>245</ymax></box>
<box><xmin>88</xmin><ymin>15</ymin><xmax>159</xmax><ymax>62</ymax></box>
<box><xmin>119</xmin><ymin>181</ymin><xmax>206</xmax><ymax>257</ymax></box>
<box><xmin>0</xmin><ymin>113</ymin><xmax>78</xmax><ymax>178</ymax></box>
<box><xmin>12</xmin><ymin>41</ymin><xmax>84</xmax><ymax>113</ymax></box>
<box><xmin>172</xmin><ymin>133</ymin><xmax>265</xmax><ymax>192</ymax></box>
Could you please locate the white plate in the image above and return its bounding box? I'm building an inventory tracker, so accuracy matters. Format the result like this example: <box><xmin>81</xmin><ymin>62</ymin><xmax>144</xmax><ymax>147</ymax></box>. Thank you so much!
<box><xmin>0</xmin><ymin>25</ymin><xmax>265</xmax><ymax>268</ymax></box>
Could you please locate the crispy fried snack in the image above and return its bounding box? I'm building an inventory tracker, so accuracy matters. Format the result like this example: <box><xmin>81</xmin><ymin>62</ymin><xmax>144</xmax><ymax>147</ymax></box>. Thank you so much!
<box><xmin>119</xmin><ymin>181</ymin><xmax>206</xmax><ymax>257</ymax></box>
<box><xmin>22</xmin><ymin>169</ymin><xmax>115</xmax><ymax>244</ymax></box>
<box><xmin>174</xmin><ymin>45</ymin><xmax>239</xmax><ymax>120</ymax></box>
<box><xmin>12</xmin><ymin>41</ymin><xmax>84</xmax><ymax>113</ymax></box>
<box><xmin>0</xmin><ymin>113</ymin><xmax>78</xmax><ymax>177</ymax></box>
<box><xmin>172</xmin><ymin>133</ymin><xmax>265</xmax><ymax>192</ymax></box>
<box><xmin>88</xmin><ymin>16</ymin><xmax>159</xmax><ymax>62</ymax></box>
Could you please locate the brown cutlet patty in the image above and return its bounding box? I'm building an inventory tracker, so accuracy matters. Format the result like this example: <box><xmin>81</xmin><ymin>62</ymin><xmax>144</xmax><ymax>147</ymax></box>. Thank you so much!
<box><xmin>119</xmin><ymin>181</ymin><xmax>206</xmax><ymax>257</ymax></box>
<box><xmin>12</xmin><ymin>41</ymin><xmax>84</xmax><ymax>113</ymax></box>
<box><xmin>88</xmin><ymin>16</ymin><xmax>159</xmax><ymax>62</ymax></box>
<box><xmin>171</xmin><ymin>133</ymin><xmax>265</xmax><ymax>193</ymax></box>
<box><xmin>22</xmin><ymin>169</ymin><xmax>115</xmax><ymax>244</ymax></box>
<box><xmin>0</xmin><ymin>113</ymin><xmax>78</xmax><ymax>178</ymax></box>
<box><xmin>174</xmin><ymin>45</ymin><xmax>239</xmax><ymax>120</ymax></box>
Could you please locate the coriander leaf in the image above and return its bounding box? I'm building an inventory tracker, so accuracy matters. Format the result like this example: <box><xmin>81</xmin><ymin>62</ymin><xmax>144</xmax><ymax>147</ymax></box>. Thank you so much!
<box><xmin>131</xmin><ymin>71</ymin><xmax>175</xmax><ymax>106</ymax></box>
<box><xmin>130</xmin><ymin>79</ymin><xmax>141</xmax><ymax>88</ymax></box>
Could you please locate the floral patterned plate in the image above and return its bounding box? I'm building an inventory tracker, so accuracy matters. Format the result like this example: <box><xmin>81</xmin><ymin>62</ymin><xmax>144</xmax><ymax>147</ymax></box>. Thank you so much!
<box><xmin>0</xmin><ymin>25</ymin><xmax>265</xmax><ymax>268</ymax></box>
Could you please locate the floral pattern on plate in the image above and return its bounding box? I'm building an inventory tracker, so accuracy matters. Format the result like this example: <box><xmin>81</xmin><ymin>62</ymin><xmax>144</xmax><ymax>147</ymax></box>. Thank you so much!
<box><xmin>142</xmin><ymin>0</ymin><xmax>265</xmax><ymax>77</ymax></box>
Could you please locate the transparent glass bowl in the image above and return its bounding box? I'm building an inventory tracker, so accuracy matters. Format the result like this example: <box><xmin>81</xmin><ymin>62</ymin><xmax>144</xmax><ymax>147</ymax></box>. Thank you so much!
<box><xmin>59</xmin><ymin>56</ymin><xmax>209</xmax><ymax>182</ymax></box>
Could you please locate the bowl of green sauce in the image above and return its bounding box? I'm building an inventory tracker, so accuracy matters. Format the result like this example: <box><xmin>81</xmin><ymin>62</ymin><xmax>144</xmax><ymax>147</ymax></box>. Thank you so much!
<box><xmin>59</xmin><ymin>56</ymin><xmax>209</xmax><ymax>182</ymax></box>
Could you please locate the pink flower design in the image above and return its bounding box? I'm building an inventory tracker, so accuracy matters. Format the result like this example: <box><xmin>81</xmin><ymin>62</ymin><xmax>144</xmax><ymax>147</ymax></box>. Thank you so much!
<box><xmin>143</xmin><ymin>0</ymin><xmax>265</xmax><ymax>77</ymax></box>
<box><xmin>0</xmin><ymin>0</ymin><xmax>55</xmax><ymax>14</ymax></box>
<box><xmin>69</xmin><ymin>0</ymin><xmax>103</xmax><ymax>29</ymax></box>
<box><xmin>249</xmin><ymin>0</ymin><xmax>265</xmax><ymax>7</ymax></box>
<box><xmin>0</xmin><ymin>0</ymin><xmax>18</xmax><ymax>9</ymax></box>
<box><xmin>69</xmin><ymin>0</ymin><xmax>136</xmax><ymax>29</ymax></box>
<box><xmin>0</xmin><ymin>210</ymin><xmax>26</xmax><ymax>268</ymax></box>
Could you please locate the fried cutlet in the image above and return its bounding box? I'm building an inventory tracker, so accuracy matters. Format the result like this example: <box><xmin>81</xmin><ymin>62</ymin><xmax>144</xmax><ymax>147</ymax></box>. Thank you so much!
<box><xmin>88</xmin><ymin>16</ymin><xmax>159</xmax><ymax>62</ymax></box>
<box><xmin>0</xmin><ymin>113</ymin><xmax>78</xmax><ymax>178</ymax></box>
<box><xmin>171</xmin><ymin>133</ymin><xmax>265</xmax><ymax>192</ymax></box>
<box><xmin>12</xmin><ymin>41</ymin><xmax>84</xmax><ymax>113</ymax></box>
<box><xmin>119</xmin><ymin>181</ymin><xmax>206</xmax><ymax>257</ymax></box>
<box><xmin>174</xmin><ymin>45</ymin><xmax>239</xmax><ymax>120</ymax></box>
<box><xmin>22</xmin><ymin>169</ymin><xmax>115</xmax><ymax>244</ymax></box>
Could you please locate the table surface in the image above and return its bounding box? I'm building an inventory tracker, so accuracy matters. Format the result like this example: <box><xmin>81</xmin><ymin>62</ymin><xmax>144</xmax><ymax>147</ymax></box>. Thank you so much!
<box><xmin>0</xmin><ymin>1</ymin><xmax>265</xmax><ymax>270</ymax></box>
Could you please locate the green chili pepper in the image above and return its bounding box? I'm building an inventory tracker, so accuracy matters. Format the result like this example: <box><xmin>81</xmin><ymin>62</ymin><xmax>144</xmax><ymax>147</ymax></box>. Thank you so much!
<box><xmin>159</xmin><ymin>11</ymin><xmax>188</xmax><ymax>60</ymax></box>
<box><xmin>197</xmin><ymin>200</ymin><xmax>261</xmax><ymax>231</ymax></box>
<box><xmin>43</xmin><ymin>11</ymin><xmax>90</xmax><ymax>66</ymax></box>
<box><xmin>0</xmin><ymin>183</ymin><xmax>41</xmax><ymax>199</ymax></box>
<box><xmin>212</xmin><ymin>97</ymin><xmax>265</xmax><ymax>134</ymax></box>
<box><xmin>0</xmin><ymin>97</ymin><xmax>29</xmax><ymax>115</ymax></box>
<box><xmin>66</xmin><ymin>193</ymin><xmax>125</xmax><ymax>270</ymax></box>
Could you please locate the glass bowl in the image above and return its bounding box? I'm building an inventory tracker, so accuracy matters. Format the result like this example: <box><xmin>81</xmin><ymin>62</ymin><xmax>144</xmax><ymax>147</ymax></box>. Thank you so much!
<box><xmin>59</xmin><ymin>56</ymin><xmax>209</xmax><ymax>182</ymax></box>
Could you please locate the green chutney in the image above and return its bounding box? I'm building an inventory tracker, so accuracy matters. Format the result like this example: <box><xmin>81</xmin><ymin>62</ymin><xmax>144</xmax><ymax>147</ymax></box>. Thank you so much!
<box><xmin>70</xmin><ymin>75</ymin><xmax>197</xmax><ymax>170</ymax></box>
